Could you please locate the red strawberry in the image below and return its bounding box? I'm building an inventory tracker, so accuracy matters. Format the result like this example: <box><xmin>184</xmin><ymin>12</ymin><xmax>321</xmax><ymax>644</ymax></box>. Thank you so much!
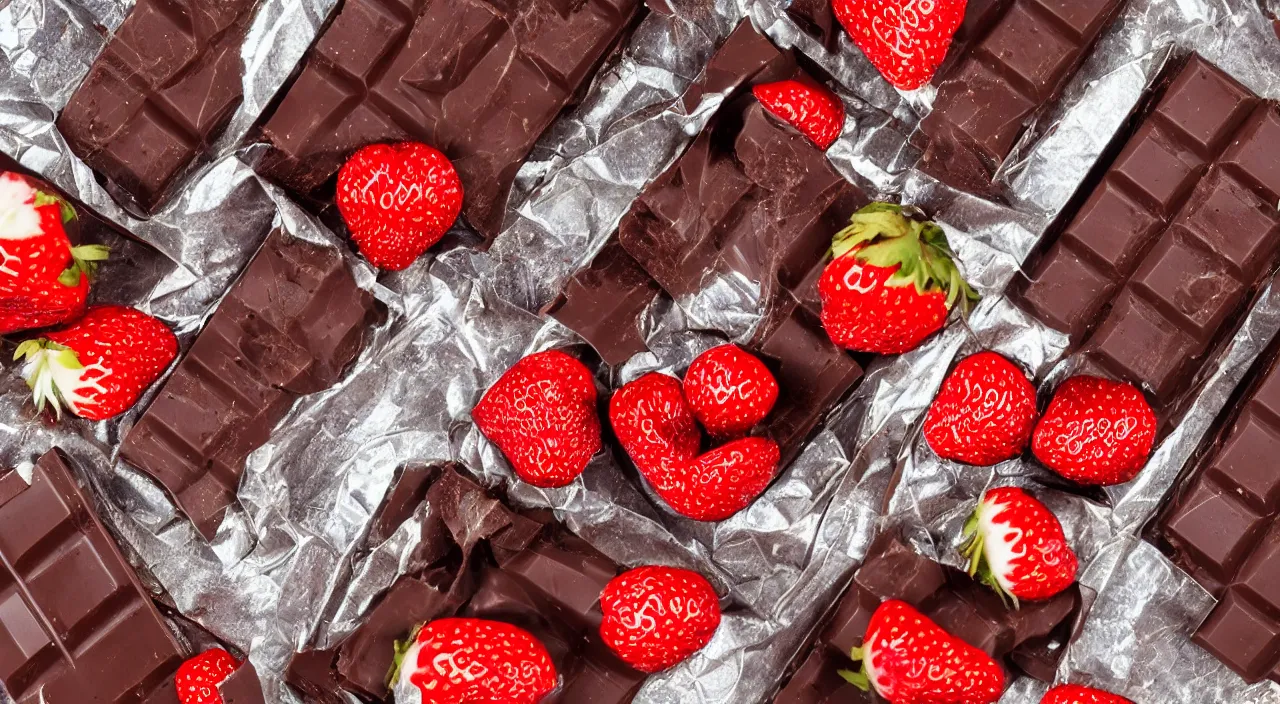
<box><xmin>609</xmin><ymin>372</ymin><xmax>700</xmax><ymax>472</ymax></box>
<box><xmin>683</xmin><ymin>344</ymin><xmax>779</xmax><ymax>436</ymax></box>
<box><xmin>923</xmin><ymin>351</ymin><xmax>1037</xmax><ymax>466</ymax></box>
<box><xmin>752</xmin><ymin>79</ymin><xmax>846</xmax><ymax>149</ymax></box>
<box><xmin>1041</xmin><ymin>684</ymin><xmax>1134</xmax><ymax>704</ymax></box>
<box><xmin>473</xmin><ymin>350</ymin><xmax>601</xmax><ymax>487</ymax></box>
<box><xmin>1031</xmin><ymin>376</ymin><xmax>1156</xmax><ymax>486</ymax></box>
<box><xmin>961</xmin><ymin>486</ymin><xmax>1078</xmax><ymax>605</ymax></box>
<box><xmin>174</xmin><ymin>648</ymin><xmax>239</xmax><ymax>704</ymax></box>
<box><xmin>336</xmin><ymin>142</ymin><xmax>463</xmax><ymax>271</ymax></box>
<box><xmin>15</xmin><ymin>304</ymin><xmax>177</xmax><ymax>421</ymax></box>
<box><xmin>599</xmin><ymin>565</ymin><xmax>722</xmax><ymax>673</ymax></box>
<box><xmin>819</xmin><ymin>203</ymin><xmax>977</xmax><ymax>355</ymax></box>
<box><xmin>840</xmin><ymin>599</ymin><xmax>1005</xmax><ymax>704</ymax></box>
<box><xmin>396</xmin><ymin>618</ymin><xmax>556</xmax><ymax>704</ymax></box>
<box><xmin>0</xmin><ymin>171</ymin><xmax>108</xmax><ymax>335</ymax></box>
<box><xmin>832</xmin><ymin>0</ymin><xmax>967</xmax><ymax>90</ymax></box>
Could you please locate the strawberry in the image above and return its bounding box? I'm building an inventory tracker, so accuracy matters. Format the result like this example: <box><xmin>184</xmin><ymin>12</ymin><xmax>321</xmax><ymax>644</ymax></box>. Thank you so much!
<box><xmin>752</xmin><ymin>79</ymin><xmax>845</xmax><ymax>149</ymax></box>
<box><xmin>1031</xmin><ymin>375</ymin><xmax>1156</xmax><ymax>486</ymax></box>
<box><xmin>174</xmin><ymin>648</ymin><xmax>240</xmax><ymax>704</ymax></box>
<box><xmin>832</xmin><ymin>0</ymin><xmax>967</xmax><ymax>90</ymax></box>
<box><xmin>683</xmin><ymin>344</ymin><xmax>778</xmax><ymax>437</ymax></box>
<box><xmin>335</xmin><ymin>142</ymin><xmax>463</xmax><ymax>271</ymax></box>
<box><xmin>473</xmin><ymin>350</ymin><xmax>601</xmax><ymax>488</ymax></box>
<box><xmin>1041</xmin><ymin>684</ymin><xmax>1134</xmax><ymax>704</ymax></box>
<box><xmin>599</xmin><ymin>565</ymin><xmax>722</xmax><ymax>673</ymax></box>
<box><xmin>819</xmin><ymin>202</ymin><xmax>977</xmax><ymax>355</ymax></box>
<box><xmin>395</xmin><ymin>618</ymin><xmax>556</xmax><ymax>704</ymax></box>
<box><xmin>923</xmin><ymin>351</ymin><xmax>1037</xmax><ymax>466</ymax></box>
<box><xmin>961</xmin><ymin>486</ymin><xmax>1078</xmax><ymax>605</ymax></box>
<box><xmin>839</xmin><ymin>599</ymin><xmax>1005</xmax><ymax>704</ymax></box>
<box><xmin>675</xmin><ymin>436</ymin><xmax>780</xmax><ymax>521</ymax></box>
<box><xmin>15</xmin><ymin>304</ymin><xmax>177</xmax><ymax>421</ymax></box>
<box><xmin>0</xmin><ymin>171</ymin><xmax>108</xmax><ymax>335</ymax></box>
<box><xmin>609</xmin><ymin>372</ymin><xmax>700</xmax><ymax>472</ymax></box>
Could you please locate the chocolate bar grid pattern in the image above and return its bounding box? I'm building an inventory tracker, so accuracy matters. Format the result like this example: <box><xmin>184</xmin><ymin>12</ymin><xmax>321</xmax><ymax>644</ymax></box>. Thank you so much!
<box><xmin>1161</xmin><ymin>357</ymin><xmax>1280</xmax><ymax>683</ymax></box>
<box><xmin>0</xmin><ymin>451</ymin><xmax>185</xmax><ymax>703</ymax></box>
<box><xmin>257</xmin><ymin>0</ymin><xmax>641</xmax><ymax>242</ymax></box>
<box><xmin>57</xmin><ymin>0</ymin><xmax>258</xmax><ymax>213</ymax></box>
<box><xmin>1014</xmin><ymin>56</ymin><xmax>1280</xmax><ymax>408</ymax></box>
<box><xmin>120</xmin><ymin>230</ymin><xmax>377</xmax><ymax>539</ymax></box>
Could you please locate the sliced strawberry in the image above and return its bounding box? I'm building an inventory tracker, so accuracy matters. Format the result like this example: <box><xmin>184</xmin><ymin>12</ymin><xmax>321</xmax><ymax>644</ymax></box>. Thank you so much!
<box><xmin>599</xmin><ymin>565</ymin><xmax>722</xmax><ymax>673</ymax></box>
<box><xmin>752</xmin><ymin>79</ymin><xmax>845</xmax><ymax>149</ymax></box>
<box><xmin>683</xmin><ymin>344</ymin><xmax>778</xmax><ymax>437</ymax></box>
<box><xmin>961</xmin><ymin>486</ymin><xmax>1078</xmax><ymax>605</ymax></box>
<box><xmin>395</xmin><ymin>618</ymin><xmax>557</xmax><ymax>704</ymax></box>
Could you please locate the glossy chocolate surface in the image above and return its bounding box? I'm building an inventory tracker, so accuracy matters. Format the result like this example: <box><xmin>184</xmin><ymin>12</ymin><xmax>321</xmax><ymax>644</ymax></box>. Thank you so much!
<box><xmin>255</xmin><ymin>0</ymin><xmax>645</xmax><ymax>244</ymax></box>
<box><xmin>120</xmin><ymin>229</ymin><xmax>380</xmax><ymax>539</ymax></box>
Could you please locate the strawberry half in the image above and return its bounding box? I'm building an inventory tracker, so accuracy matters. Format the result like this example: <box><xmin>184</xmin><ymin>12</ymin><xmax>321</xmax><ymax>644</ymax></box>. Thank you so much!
<box><xmin>174</xmin><ymin>648</ymin><xmax>239</xmax><ymax>704</ymax></box>
<box><xmin>395</xmin><ymin>618</ymin><xmax>557</xmax><ymax>704</ymax></box>
<box><xmin>752</xmin><ymin>79</ymin><xmax>846</xmax><ymax>149</ymax></box>
<box><xmin>1042</xmin><ymin>684</ymin><xmax>1134</xmax><ymax>704</ymax></box>
<box><xmin>819</xmin><ymin>202</ymin><xmax>977</xmax><ymax>355</ymax></box>
<box><xmin>599</xmin><ymin>565</ymin><xmax>722</xmax><ymax>673</ymax></box>
<box><xmin>473</xmin><ymin>350</ymin><xmax>602</xmax><ymax>487</ymax></box>
<box><xmin>15</xmin><ymin>304</ymin><xmax>177</xmax><ymax>421</ymax></box>
<box><xmin>840</xmin><ymin>599</ymin><xmax>1004</xmax><ymax>704</ymax></box>
<box><xmin>1031</xmin><ymin>375</ymin><xmax>1156</xmax><ymax>486</ymax></box>
<box><xmin>832</xmin><ymin>0</ymin><xmax>967</xmax><ymax>90</ymax></box>
<box><xmin>336</xmin><ymin>142</ymin><xmax>463</xmax><ymax>271</ymax></box>
<box><xmin>923</xmin><ymin>351</ymin><xmax>1037</xmax><ymax>466</ymax></box>
<box><xmin>0</xmin><ymin>171</ymin><xmax>108</xmax><ymax>335</ymax></box>
<box><xmin>961</xmin><ymin>486</ymin><xmax>1078</xmax><ymax>605</ymax></box>
<box><xmin>683</xmin><ymin>344</ymin><xmax>778</xmax><ymax>437</ymax></box>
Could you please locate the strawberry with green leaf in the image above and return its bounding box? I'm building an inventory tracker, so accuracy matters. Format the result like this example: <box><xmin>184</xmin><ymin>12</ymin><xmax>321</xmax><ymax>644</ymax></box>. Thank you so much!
<box><xmin>961</xmin><ymin>486</ymin><xmax>1078</xmax><ymax>606</ymax></box>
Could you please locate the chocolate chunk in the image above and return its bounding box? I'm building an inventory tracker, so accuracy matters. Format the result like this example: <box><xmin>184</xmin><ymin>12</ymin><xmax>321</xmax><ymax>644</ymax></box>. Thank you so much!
<box><xmin>217</xmin><ymin>661</ymin><xmax>266</xmax><ymax>704</ymax></box>
<box><xmin>369</xmin><ymin>464</ymin><xmax>442</xmax><ymax>545</ymax></box>
<box><xmin>120</xmin><ymin>229</ymin><xmax>380</xmax><ymax>539</ymax></box>
<box><xmin>1012</xmin><ymin>56</ymin><xmax>1280</xmax><ymax>416</ymax></box>
<box><xmin>254</xmin><ymin>0</ymin><xmax>645</xmax><ymax>245</ymax></box>
<box><xmin>0</xmin><ymin>450</ymin><xmax>187</xmax><ymax>703</ymax></box>
<box><xmin>57</xmin><ymin>0</ymin><xmax>260</xmax><ymax>213</ymax></box>
<box><xmin>544</xmin><ymin>241</ymin><xmax>659</xmax><ymax>366</ymax></box>
<box><xmin>285</xmin><ymin>649</ymin><xmax>347</xmax><ymax>704</ymax></box>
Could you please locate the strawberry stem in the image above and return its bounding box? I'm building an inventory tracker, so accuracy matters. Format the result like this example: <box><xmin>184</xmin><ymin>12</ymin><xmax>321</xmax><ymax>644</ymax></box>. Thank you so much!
<box><xmin>960</xmin><ymin>501</ymin><xmax>1020</xmax><ymax>610</ymax></box>
<box><xmin>58</xmin><ymin>244</ymin><xmax>109</xmax><ymax>287</ymax></box>
<box><xmin>837</xmin><ymin>646</ymin><xmax>871</xmax><ymax>691</ymax></box>
<box><xmin>13</xmin><ymin>339</ymin><xmax>80</xmax><ymax>420</ymax></box>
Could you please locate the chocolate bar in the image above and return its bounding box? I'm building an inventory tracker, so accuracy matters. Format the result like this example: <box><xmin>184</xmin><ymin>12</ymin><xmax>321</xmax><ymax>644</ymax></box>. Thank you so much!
<box><xmin>0</xmin><ymin>449</ymin><xmax>187</xmax><ymax>703</ymax></box>
<box><xmin>120</xmin><ymin>229</ymin><xmax>380</xmax><ymax>539</ymax></box>
<box><xmin>1156</xmin><ymin>342</ymin><xmax>1280</xmax><ymax>683</ymax></box>
<box><xmin>57</xmin><ymin>0</ymin><xmax>260</xmax><ymax>213</ymax></box>
<box><xmin>1011</xmin><ymin>55</ymin><xmax>1280</xmax><ymax>414</ymax></box>
<box><xmin>254</xmin><ymin>0</ymin><xmax>646</xmax><ymax>244</ymax></box>
<box><xmin>286</xmin><ymin>465</ymin><xmax>646</xmax><ymax>703</ymax></box>
<box><xmin>548</xmin><ymin>20</ymin><xmax>865</xmax><ymax>463</ymax></box>
<box><xmin>773</xmin><ymin>533</ymin><xmax>1083</xmax><ymax>703</ymax></box>
<box><xmin>217</xmin><ymin>661</ymin><xmax>266</xmax><ymax>704</ymax></box>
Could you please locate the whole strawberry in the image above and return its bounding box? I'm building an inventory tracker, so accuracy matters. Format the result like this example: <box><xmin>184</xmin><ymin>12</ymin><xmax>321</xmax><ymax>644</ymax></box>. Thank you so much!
<box><xmin>15</xmin><ymin>305</ymin><xmax>177</xmax><ymax>420</ymax></box>
<box><xmin>395</xmin><ymin>618</ymin><xmax>556</xmax><ymax>704</ymax></box>
<box><xmin>336</xmin><ymin>141</ymin><xmax>463</xmax><ymax>271</ymax></box>
<box><xmin>819</xmin><ymin>203</ymin><xmax>977</xmax><ymax>355</ymax></box>
<box><xmin>675</xmin><ymin>437</ymin><xmax>780</xmax><ymax>521</ymax></box>
<box><xmin>752</xmin><ymin>79</ymin><xmax>845</xmax><ymax>149</ymax></box>
<box><xmin>599</xmin><ymin>565</ymin><xmax>722</xmax><ymax>673</ymax></box>
<box><xmin>0</xmin><ymin>171</ymin><xmax>108</xmax><ymax>335</ymax></box>
<box><xmin>840</xmin><ymin>599</ymin><xmax>1004</xmax><ymax>704</ymax></box>
<box><xmin>174</xmin><ymin>648</ymin><xmax>240</xmax><ymax>704</ymax></box>
<box><xmin>924</xmin><ymin>351</ymin><xmax>1037</xmax><ymax>465</ymax></box>
<box><xmin>1032</xmin><ymin>376</ymin><xmax>1156</xmax><ymax>486</ymax></box>
<box><xmin>473</xmin><ymin>350</ymin><xmax>601</xmax><ymax>488</ymax></box>
<box><xmin>832</xmin><ymin>0</ymin><xmax>967</xmax><ymax>90</ymax></box>
<box><xmin>1042</xmin><ymin>684</ymin><xmax>1134</xmax><ymax>704</ymax></box>
<box><xmin>683</xmin><ymin>344</ymin><xmax>778</xmax><ymax>436</ymax></box>
<box><xmin>961</xmin><ymin>487</ymin><xmax>1078</xmax><ymax>605</ymax></box>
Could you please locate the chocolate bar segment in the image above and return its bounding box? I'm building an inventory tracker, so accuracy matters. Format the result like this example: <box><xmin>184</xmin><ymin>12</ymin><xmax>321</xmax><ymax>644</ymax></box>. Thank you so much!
<box><xmin>255</xmin><ymin>0</ymin><xmax>644</xmax><ymax>244</ymax></box>
<box><xmin>1011</xmin><ymin>56</ymin><xmax>1280</xmax><ymax>413</ymax></box>
<box><xmin>57</xmin><ymin>0</ymin><xmax>260</xmax><ymax>213</ymax></box>
<box><xmin>773</xmin><ymin>533</ymin><xmax>1083</xmax><ymax>702</ymax></box>
<box><xmin>217</xmin><ymin>662</ymin><xmax>266</xmax><ymax>704</ymax></box>
<box><xmin>0</xmin><ymin>450</ymin><xmax>186</xmax><ymax>703</ymax></box>
<box><xmin>120</xmin><ymin>229</ymin><xmax>380</xmax><ymax>539</ymax></box>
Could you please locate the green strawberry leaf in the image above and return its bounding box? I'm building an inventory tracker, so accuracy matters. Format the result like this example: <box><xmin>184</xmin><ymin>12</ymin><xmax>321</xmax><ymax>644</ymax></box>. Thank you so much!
<box><xmin>837</xmin><ymin>646</ymin><xmax>871</xmax><ymax>691</ymax></box>
<box><xmin>58</xmin><ymin>244</ymin><xmax>110</xmax><ymax>287</ymax></box>
<box><xmin>33</xmin><ymin>190</ymin><xmax>77</xmax><ymax>224</ymax></box>
<box><xmin>386</xmin><ymin>623</ymin><xmax>425</xmax><ymax>690</ymax></box>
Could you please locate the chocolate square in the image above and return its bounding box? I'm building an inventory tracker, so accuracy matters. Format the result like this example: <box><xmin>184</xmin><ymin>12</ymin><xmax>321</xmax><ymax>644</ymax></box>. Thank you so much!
<box><xmin>1062</xmin><ymin>179</ymin><xmax>1163</xmax><ymax>276</ymax></box>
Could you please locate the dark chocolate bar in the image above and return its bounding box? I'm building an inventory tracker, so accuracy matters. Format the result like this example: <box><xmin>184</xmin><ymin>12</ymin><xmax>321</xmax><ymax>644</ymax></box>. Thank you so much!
<box><xmin>254</xmin><ymin>0</ymin><xmax>645</xmax><ymax>244</ymax></box>
<box><xmin>773</xmin><ymin>533</ymin><xmax>1083</xmax><ymax>703</ymax></box>
<box><xmin>549</xmin><ymin>20</ymin><xmax>865</xmax><ymax>464</ymax></box>
<box><xmin>1012</xmin><ymin>56</ymin><xmax>1280</xmax><ymax>414</ymax></box>
<box><xmin>0</xmin><ymin>450</ymin><xmax>187</xmax><ymax>703</ymax></box>
<box><xmin>57</xmin><ymin>0</ymin><xmax>260</xmax><ymax>213</ymax></box>
<box><xmin>120</xmin><ymin>229</ymin><xmax>380</xmax><ymax>539</ymax></box>
<box><xmin>286</xmin><ymin>465</ymin><xmax>646</xmax><ymax>703</ymax></box>
<box><xmin>217</xmin><ymin>661</ymin><xmax>266</xmax><ymax>704</ymax></box>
